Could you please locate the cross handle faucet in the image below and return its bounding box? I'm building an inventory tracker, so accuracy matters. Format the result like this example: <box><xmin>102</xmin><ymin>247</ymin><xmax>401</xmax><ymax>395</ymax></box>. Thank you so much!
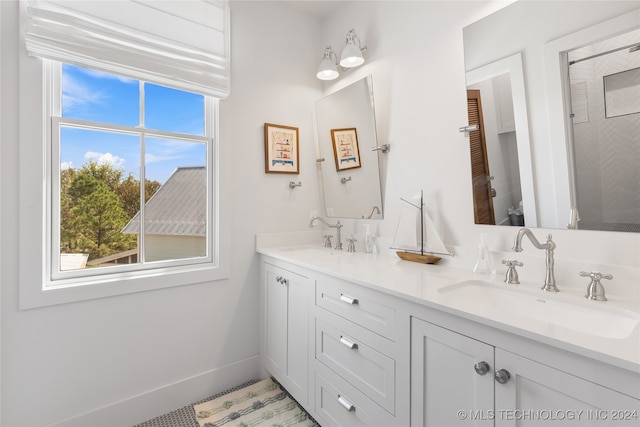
<box><xmin>310</xmin><ymin>216</ymin><xmax>343</xmax><ymax>250</ymax></box>
<box><xmin>512</xmin><ymin>228</ymin><xmax>558</xmax><ymax>292</ymax></box>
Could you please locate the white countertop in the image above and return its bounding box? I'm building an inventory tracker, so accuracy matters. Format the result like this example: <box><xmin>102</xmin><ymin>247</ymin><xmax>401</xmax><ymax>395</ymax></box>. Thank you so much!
<box><xmin>258</xmin><ymin>244</ymin><xmax>640</xmax><ymax>373</ymax></box>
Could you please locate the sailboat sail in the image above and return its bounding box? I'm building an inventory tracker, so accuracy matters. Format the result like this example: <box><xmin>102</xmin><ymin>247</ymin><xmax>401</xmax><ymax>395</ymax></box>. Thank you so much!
<box><xmin>423</xmin><ymin>208</ymin><xmax>450</xmax><ymax>255</ymax></box>
<box><xmin>392</xmin><ymin>192</ymin><xmax>451</xmax><ymax>256</ymax></box>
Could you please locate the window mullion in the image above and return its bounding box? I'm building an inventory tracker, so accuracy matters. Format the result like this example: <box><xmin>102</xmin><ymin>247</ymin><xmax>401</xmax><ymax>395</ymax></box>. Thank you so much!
<box><xmin>139</xmin><ymin>81</ymin><xmax>145</xmax><ymax>264</ymax></box>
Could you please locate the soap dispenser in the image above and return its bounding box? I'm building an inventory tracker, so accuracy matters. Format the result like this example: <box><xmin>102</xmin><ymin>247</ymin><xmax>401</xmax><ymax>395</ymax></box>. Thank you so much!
<box><xmin>363</xmin><ymin>224</ymin><xmax>375</xmax><ymax>254</ymax></box>
<box><xmin>473</xmin><ymin>233</ymin><xmax>495</xmax><ymax>278</ymax></box>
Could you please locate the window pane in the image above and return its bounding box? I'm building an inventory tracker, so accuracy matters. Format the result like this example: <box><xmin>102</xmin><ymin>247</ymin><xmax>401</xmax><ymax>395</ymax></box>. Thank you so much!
<box><xmin>143</xmin><ymin>138</ymin><xmax>207</xmax><ymax>262</ymax></box>
<box><xmin>145</xmin><ymin>83</ymin><xmax>205</xmax><ymax>135</ymax></box>
<box><xmin>62</xmin><ymin>64</ymin><xmax>139</xmax><ymax>126</ymax></box>
<box><xmin>59</xmin><ymin>127</ymin><xmax>141</xmax><ymax>270</ymax></box>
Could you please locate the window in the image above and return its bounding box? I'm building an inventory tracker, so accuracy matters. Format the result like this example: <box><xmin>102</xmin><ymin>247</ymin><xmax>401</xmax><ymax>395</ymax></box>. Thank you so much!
<box><xmin>19</xmin><ymin>0</ymin><xmax>230</xmax><ymax>308</ymax></box>
<box><xmin>54</xmin><ymin>63</ymin><xmax>211</xmax><ymax>278</ymax></box>
<box><xmin>17</xmin><ymin>58</ymin><xmax>230</xmax><ymax>309</ymax></box>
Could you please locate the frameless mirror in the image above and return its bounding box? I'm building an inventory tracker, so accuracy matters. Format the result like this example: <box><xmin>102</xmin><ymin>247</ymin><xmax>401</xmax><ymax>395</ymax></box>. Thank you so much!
<box><xmin>463</xmin><ymin>0</ymin><xmax>639</xmax><ymax>232</ymax></box>
<box><xmin>315</xmin><ymin>75</ymin><xmax>384</xmax><ymax>219</ymax></box>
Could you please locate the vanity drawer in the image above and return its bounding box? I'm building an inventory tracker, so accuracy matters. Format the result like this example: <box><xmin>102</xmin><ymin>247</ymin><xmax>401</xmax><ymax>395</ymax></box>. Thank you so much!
<box><xmin>316</xmin><ymin>278</ymin><xmax>397</xmax><ymax>341</ymax></box>
<box><xmin>315</xmin><ymin>365</ymin><xmax>392</xmax><ymax>427</ymax></box>
<box><xmin>315</xmin><ymin>316</ymin><xmax>395</xmax><ymax>414</ymax></box>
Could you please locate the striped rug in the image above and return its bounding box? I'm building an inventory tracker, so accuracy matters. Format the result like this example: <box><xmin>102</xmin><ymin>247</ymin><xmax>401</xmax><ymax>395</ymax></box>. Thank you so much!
<box><xmin>193</xmin><ymin>377</ymin><xmax>318</xmax><ymax>427</ymax></box>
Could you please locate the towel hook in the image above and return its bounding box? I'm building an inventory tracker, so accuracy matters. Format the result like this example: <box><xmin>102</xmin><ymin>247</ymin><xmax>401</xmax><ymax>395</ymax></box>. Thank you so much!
<box><xmin>372</xmin><ymin>144</ymin><xmax>390</xmax><ymax>153</ymax></box>
<box><xmin>289</xmin><ymin>181</ymin><xmax>302</xmax><ymax>189</ymax></box>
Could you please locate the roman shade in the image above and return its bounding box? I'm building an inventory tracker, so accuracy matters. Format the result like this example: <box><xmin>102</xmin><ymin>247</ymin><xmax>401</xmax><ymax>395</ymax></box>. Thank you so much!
<box><xmin>22</xmin><ymin>0</ymin><xmax>230</xmax><ymax>98</ymax></box>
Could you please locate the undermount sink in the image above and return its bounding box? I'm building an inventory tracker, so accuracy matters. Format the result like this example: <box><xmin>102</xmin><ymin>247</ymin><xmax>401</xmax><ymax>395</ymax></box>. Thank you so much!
<box><xmin>438</xmin><ymin>280</ymin><xmax>640</xmax><ymax>340</ymax></box>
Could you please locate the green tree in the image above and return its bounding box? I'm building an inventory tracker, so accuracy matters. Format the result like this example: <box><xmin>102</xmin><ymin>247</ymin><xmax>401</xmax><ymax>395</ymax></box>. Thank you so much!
<box><xmin>60</xmin><ymin>167</ymin><xmax>78</xmax><ymax>251</ymax></box>
<box><xmin>60</xmin><ymin>160</ymin><xmax>161</xmax><ymax>261</ymax></box>
<box><xmin>69</xmin><ymin>180</ymin><xmax>136</xmax><ymax>259</ymax></box>
<box><xmin>68</xmin><ymin>160</ymin><xmax>123</xmax><ymax>202</ymax></box>
<box><xmin>116</xmin><ymin>174</ymin><xmax>161</xmax><ymax>218</ymax></box>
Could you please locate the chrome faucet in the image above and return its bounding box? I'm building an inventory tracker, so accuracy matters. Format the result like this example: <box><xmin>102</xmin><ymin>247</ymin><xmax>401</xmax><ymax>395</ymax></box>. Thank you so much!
<box><xmin>310</xmin><ymin>216</ymin><xmax>343</xmax><ymax>250</ymax></box>
<box><xmin>512</xmin><ymin>228</ymin><xmax>558</xmax><ymax>292</ymax></box>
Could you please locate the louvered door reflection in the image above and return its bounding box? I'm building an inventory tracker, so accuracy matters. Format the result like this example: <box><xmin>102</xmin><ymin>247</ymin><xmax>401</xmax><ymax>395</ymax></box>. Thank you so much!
<box><xmin>467</xmin><ymin>90</ymin><xmax>496</xmax><ymax>225</ymax></box>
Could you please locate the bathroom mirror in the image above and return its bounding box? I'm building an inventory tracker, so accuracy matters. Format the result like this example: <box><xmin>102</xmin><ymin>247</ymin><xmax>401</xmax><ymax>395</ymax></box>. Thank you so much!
<box><xmin>463</xmin><ymin>0</ymin><xmax>640</xmax><ymax>231</ymax></box>
<box><xmin>315</xmin><ymin>75</ymin><xmax>384</xmax><ymax>219</ymax></box>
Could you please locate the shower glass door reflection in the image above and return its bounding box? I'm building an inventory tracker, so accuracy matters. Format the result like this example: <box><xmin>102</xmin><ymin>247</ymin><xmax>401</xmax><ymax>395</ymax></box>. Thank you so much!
<box><xmin>567</xmin><ymin>28</ymin><xmax>640</xmax><ymax>232</ymax></box>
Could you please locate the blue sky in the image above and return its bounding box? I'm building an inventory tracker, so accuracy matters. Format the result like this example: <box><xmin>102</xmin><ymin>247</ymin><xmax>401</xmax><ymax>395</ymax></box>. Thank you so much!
<box><xmin>61</xmin><ymin>64</ymin><xmax>205</xmax><ymax>183</ymax></box>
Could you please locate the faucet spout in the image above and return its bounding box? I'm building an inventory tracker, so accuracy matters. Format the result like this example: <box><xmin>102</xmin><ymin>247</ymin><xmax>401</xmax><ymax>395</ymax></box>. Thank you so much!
<box><xmin>310</xmin><ymin>216</ymin><xmax>343</xmax><ymax>250</ymax></box>
<box><xmin>512</xmin><ymin>228</ymin><xmax>558</xmax><ymax>292</ymax></box>
<box><xmin>362</xmin><ymin>206</ymin><xmax>380</xmax><ymax>219</ymax></box>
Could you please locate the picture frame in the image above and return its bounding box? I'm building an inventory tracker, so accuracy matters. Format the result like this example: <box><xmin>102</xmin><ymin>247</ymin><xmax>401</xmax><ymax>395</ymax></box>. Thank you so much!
<box><xmin>330</xmin><ymin>128</ymin><xmax>361</xmax><ymax>171</ymax></box>
<box><xmin>264</xmin><ymin>123</ymin><xmax>300</xmax><ymax>174</ymax></box>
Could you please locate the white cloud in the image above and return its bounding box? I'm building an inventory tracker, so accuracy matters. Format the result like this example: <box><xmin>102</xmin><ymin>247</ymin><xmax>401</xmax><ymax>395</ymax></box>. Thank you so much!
<box><xmin>60</xmin><ymin>161</ymin><xmax>73</xmax><ymax>170</ymax></box>
<box><xmin>62</xmin><ymin>65</ymin><xmax>136</xmax><ymax>113</ymax></box>
<box><xmin>62</xmin><ymin>73</ymin><xmax>108</xmax><ymax>112</ymax></box>
<box><xmin>84</xmin><ymin>151</ymin><xmax>125</xmax><ymax>168</ymax></box>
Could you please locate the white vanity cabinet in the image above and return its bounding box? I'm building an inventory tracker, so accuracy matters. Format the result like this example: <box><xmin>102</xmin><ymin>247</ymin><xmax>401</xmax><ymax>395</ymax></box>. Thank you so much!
<box><xmin>411</xmin><ymin>317</ymin><xmax>640</xmax><ymax>426</ymax></box>
<box><xmin>261</xmin><ymin>261</ymin><xmax>311</xmax><ymax>406</ymax></box>
<box><xmin>259</xmin><ymin>252</ymin><xmax>639</xmax><ymax>427</ymax></box>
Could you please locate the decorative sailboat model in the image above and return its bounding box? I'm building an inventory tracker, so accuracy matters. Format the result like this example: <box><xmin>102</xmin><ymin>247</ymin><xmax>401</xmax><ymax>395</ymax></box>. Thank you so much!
<box><xmin>392</xmin><ymin>190</ymin><xmax>452</xmax><ymax>264</ymax></box>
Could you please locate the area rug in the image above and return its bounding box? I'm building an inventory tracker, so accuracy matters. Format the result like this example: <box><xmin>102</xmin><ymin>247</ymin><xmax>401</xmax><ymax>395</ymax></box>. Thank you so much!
<box><xmin>193</xmin><ymin>377</ymin><xmax>318</xmax><ymax>427</ymax></box>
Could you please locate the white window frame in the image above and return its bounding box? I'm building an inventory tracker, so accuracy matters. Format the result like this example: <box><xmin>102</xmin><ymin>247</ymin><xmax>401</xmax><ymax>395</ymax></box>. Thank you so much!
<box><xmin>19</xmin><ymin>57</ymin><xmax>230</xmax><ymax>309</ymax></box>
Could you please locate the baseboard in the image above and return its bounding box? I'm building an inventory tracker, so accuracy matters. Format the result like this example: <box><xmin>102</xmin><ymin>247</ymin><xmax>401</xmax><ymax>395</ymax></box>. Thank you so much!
<box><xmin>46</xmin><ymin>355</ymin><xmax>261</xmax><ymax>427</ymax></box>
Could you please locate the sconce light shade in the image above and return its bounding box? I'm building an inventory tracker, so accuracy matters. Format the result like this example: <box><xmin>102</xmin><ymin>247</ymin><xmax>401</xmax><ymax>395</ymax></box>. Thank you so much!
<box><xmin>339</xmin><ymin>29</ymin><xmax>365</xmax><ymax>68</ymax></box>
<box><xmin>317</xmin><ymin>46</ymin><xmax>339</xmax><ymax>80</ymax></box>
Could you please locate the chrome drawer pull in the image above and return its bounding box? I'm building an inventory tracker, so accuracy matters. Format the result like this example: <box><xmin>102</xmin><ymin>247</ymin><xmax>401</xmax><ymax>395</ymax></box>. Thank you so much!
<box><xmin>340</xmin><ymin>336</ymin><xmax>358</xmax><ymax>350</ymax></box>
<box><xmin>340</xmin><ymin>293</ymin><xmax>359</xmax><ymax>305</ymax></box>
<box><xmin>337</xmin><ymin>395</ymin><xmax>355</xmax><ymax>412</ymax></box>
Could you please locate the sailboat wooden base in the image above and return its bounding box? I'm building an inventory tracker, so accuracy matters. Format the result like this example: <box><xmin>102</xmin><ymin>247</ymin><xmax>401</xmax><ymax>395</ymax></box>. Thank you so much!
<box><xmin>396</xmin><ymin>251</ymin><xmax>441</xmax><ymax>264</ymax></box>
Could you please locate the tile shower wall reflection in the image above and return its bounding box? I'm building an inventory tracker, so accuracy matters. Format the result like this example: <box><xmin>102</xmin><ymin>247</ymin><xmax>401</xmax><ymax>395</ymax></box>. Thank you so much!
<box><xmin>568</xmin><ymin>29</ymin><xmax>640</xmax><ymax>231</ymax></box>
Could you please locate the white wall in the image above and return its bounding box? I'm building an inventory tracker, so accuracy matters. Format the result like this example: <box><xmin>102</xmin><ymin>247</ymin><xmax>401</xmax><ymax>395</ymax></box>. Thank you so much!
<box><xmin>2</xmin><ymin>1</ymin><xmax>639</xmax><ymax>426</ymax></box>
<box><xmin>0</xmin><ymin>1</ymin><xmax>321</xmax><ymax>425</ymax></box>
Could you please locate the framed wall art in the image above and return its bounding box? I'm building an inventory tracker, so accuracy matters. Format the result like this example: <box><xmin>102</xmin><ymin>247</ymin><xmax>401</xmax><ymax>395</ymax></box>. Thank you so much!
<box><xmin>264</xmin><ymin>123</ymin><xmax>299</xmax><ymax>174</ymax></box>
<box><xmin>330</xmin><ymin>127</ymin><xmax>361</xmax><ymax>171</ymax></box>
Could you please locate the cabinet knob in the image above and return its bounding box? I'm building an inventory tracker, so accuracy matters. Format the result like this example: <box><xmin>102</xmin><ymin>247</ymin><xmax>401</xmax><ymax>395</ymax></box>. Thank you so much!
<box><xmin>474</xmin><ymin>361</ymin><xmax>491</xmax><ymax>376</ymax></box>
<box><xmin>337</xmin><ymin>395</ymin><xmax>355</xmax><ymax>412</ymax></box>
<box><xmin>494</xmin><ymin>369</ymin><xmax>511</xmax><ymax>384</ymax></box>
<box><xmin>275</xmin><ymin>276</ymin><xmax>288</xmax><ymax>285</ymax></box>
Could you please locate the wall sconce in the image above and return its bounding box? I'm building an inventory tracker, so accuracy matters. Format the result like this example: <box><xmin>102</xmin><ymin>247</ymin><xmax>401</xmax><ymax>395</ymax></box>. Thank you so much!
<box><xmin>340</xmin><ymin>29</ymin><xmax>365</xmax><ymax>68</ymax></box>
<box><xmin>316</xmin><ymin>29</ymin><xmax>366</xmax><ymax>81</ymax></box>
<box><xmin>317</xmin><ymin>46</ymin><xmax>339</xmax><ymax>80</ymax></box>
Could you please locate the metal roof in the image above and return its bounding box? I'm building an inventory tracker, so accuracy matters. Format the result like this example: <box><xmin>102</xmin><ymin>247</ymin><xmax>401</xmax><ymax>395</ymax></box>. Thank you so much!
<box><xmin>122</xmin><ymin>166</ymin><xmax>206</xmax><ymax>236</ymax></box>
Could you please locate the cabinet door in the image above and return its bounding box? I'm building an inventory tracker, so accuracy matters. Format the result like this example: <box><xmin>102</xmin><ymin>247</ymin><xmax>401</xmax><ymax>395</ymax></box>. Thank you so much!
<box><xmin>286</xmin><ymin>268</ymin><xmax>309</xmax><ymax>399</ymax></box>
<box><xmin>263</xmin><ymin>263</ymin><xmax>310</xmax><ymax>403</ymax></box>
<box><xmin>411</xmin><ymin>318</ymin><xmax>494</xmax><ymax>426</ymax></box>
<box><xmin>494</xmin><ymin>349</ymin><xmax>640</xmax><ymax>427</ymax></box>
<box><xmin>264</xmin><ymin>264</ymin><xmax>288</xmax><ymax>376</ymax></box>
<box><xmin>493</xmin><ymin>72</ymin><xmax>515</xmax><ymax>133</ymax></box>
